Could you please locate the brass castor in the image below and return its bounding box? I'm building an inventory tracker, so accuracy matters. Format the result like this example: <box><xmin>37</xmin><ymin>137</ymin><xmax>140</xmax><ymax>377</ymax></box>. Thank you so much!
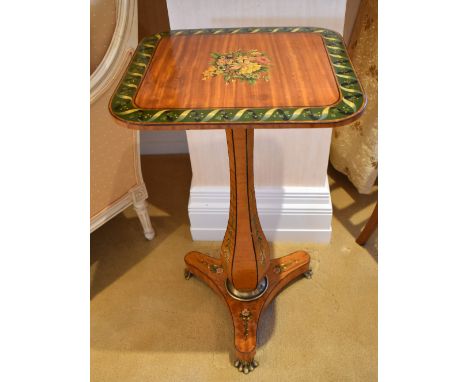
<box><xmin>184</xmin><ymin>269</ymin><xmax>192</xmax><ymax>280</ymax></box>
<box><xmin>234</xmin><ymin>359</ymin><xmax>259</xmax><ymax>374</ymax></box>
<box><xmin>303</xmin><ymin>268</ymin><xmax>313</xmax><ymax>279</ymax></box>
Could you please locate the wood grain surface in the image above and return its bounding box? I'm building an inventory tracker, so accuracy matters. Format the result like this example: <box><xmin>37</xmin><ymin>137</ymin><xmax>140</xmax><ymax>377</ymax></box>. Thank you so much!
<box><xmin>184</xmin><ymin>249</ymin><xmax>310</xmax><ymax>365</ymax></box>
<box><xmin>134</xmin><ymin>33</ymin><xmax>340</xmax><ymax>109</ymax></box>
<box><xmin>221</xmin><ymin>128</ymin><xmax>270</xmax><ymax>291</ymax></box>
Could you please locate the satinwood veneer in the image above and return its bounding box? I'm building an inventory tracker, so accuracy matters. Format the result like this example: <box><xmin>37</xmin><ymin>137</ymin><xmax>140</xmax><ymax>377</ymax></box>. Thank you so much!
<box><xmin>134</xmin><ymin>33</ymin><xmax>340</xmax><ymax>109</ymax></box>
<box><xmin>110</xmin><ymin>27</ymin><xmax>366</xmax><ymax>374</ymax></box>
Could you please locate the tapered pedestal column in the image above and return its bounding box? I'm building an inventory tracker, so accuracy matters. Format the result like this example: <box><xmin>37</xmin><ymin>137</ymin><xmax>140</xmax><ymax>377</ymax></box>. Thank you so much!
<box><xmin>184</xmin><ymin>128</ymin><xmax>311</xmax><ymax>373</ymax></box>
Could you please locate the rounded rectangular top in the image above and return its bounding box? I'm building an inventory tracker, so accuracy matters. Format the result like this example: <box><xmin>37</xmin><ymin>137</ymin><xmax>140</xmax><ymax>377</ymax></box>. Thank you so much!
<box><xmin>110</xmin><ymin>27</ymin><xmax>366</xmax><ymax>130</ymax></box>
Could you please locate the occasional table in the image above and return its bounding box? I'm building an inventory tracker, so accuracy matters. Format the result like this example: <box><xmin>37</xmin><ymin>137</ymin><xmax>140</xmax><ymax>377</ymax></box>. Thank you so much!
<box><xmin>110</xmin><ymin>27</ymin><xmax>366</xmax><ymax>374</ymax></box>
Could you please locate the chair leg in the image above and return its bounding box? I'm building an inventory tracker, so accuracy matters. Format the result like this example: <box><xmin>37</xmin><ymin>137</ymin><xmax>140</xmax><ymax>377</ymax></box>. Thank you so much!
<box><xmin>133</xmin><ymin>199</ymin><xmax>155</xmax><ymax>240</ymax></box>
<box><xmin>356</xmin><ymin>203</ymin><xmax>377</xmax><ymax>245</ymax></box>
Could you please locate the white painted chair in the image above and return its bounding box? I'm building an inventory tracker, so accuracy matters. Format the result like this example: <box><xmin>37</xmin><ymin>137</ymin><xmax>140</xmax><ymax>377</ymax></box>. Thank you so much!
<box><xmin>90</xmin><ymin>0</ymin><xmax>154</xmax><ymax>240</ymax></box>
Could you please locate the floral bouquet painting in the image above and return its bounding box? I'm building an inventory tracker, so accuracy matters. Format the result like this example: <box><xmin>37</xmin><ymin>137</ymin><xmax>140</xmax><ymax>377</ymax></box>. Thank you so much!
<box><xmin>202</xmin><ymin>49</ymin><xmax>271</xmax><ymax>85</ymax></box>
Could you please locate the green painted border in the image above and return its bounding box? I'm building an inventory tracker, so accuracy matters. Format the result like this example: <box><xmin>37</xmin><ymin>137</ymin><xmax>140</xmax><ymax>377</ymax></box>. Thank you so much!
<box><xmin>110</xmin><ymin>27</ymin><xmax>365</xmax><ymax>125</ymax></box>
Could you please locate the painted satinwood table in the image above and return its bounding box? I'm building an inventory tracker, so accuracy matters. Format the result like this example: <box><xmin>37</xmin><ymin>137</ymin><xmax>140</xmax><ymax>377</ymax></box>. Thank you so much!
<box><xmin>110</xmin><ymin>27</ymin><xmax>366</xmax><ymax>374</ymax></box>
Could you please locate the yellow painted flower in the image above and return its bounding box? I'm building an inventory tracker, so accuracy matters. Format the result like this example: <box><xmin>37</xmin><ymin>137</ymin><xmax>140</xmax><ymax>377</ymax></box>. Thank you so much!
<box><xmin>202</xmin><ymin>66</ymin><xmax>217</xmax><ymax>80</ymax></box>
<box><xmin>202</xmin><ymin>49</ymin><xmax>271</xmax><ymax>84</ymax></box>
<box><xmin>239</xmin><ymin>62</ymin><xmax>261</xmax><ymax>75</ymax></box>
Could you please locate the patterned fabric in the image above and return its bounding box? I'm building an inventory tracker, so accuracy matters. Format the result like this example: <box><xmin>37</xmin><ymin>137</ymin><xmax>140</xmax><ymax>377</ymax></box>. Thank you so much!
<box><xmin>90</xmin><ymin>0</ymin><xmax>116</xmax><ymax>74</ymax></box>
<box><xmin>90</xmin><ymin>0</ymin><xmax>139</xmax><ymax>217</ymax></box>
<box><xmin>91</xmin><ymin>82</ymin><xmax>138</xmax><ymax>217</ymax></box>
<box><xmin>330</xmin><ymin>0</ymin><xmax>378</xmax><ymax>194</ymax></box>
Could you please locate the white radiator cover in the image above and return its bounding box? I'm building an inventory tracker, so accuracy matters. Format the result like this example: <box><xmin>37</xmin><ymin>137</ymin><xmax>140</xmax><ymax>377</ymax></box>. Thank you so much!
<box><xmin>189</xmin><ymin>184</ymin><xmax>332</xmax><ymax>242</ymax></box>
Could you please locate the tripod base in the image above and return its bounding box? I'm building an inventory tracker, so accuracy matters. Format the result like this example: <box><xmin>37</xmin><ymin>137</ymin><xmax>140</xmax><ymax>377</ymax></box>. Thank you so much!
<box><xmin>184</xmin><ymin>249</ymin><xmax>311</xmax><ymax>373</ymax></box>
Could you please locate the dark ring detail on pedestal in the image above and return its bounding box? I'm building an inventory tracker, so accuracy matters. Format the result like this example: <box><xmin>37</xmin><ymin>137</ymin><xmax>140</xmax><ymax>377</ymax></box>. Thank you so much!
<box><xmin>225</xmin><ymin>277</ymin><xmax>269</xmax><ymax>301</ymax></box>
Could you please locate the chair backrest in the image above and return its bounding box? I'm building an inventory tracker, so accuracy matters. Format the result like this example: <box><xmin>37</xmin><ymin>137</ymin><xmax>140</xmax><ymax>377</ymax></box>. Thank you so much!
<box><xmin>90</xmin><ymin>0</ymin><xmax>117</xmax><ymax>75</ymax></box>
<box><xmin>90</xmin><ymin>0</ymin><xmax>142</xmax><ymax>229</ymax></box>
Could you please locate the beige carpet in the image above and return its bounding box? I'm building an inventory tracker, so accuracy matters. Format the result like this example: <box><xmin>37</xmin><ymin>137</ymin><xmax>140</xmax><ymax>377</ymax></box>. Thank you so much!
<box><xmin>91</xmin><ymin>155</ymin><xmax>377</xmax><ymax>382</ymax></box>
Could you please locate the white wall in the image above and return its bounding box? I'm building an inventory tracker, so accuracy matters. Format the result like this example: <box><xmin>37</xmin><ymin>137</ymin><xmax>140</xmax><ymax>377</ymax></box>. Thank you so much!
<box><xmin>159</xmin><ymin>0</ymin><xmax>348</xmax><ymax>242</ymax></box>
<box><xmin>167</xmin><ymin>0</ymin><xmax>346</xmax><ymax>31</ymax></box>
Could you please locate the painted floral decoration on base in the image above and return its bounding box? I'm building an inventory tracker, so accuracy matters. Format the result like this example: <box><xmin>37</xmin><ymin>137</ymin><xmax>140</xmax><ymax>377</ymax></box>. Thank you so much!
<box><xmin>202</xmin><ymin>49</ymin><xmax>271</xmax><ymax>85</ymax></box>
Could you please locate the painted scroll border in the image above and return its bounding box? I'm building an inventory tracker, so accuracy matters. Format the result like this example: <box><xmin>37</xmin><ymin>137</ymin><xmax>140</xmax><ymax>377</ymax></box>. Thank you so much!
<box><xmin>110</xmin><ymin>27</ymin><xmax>365</xmax><ymax>125</ymax></box>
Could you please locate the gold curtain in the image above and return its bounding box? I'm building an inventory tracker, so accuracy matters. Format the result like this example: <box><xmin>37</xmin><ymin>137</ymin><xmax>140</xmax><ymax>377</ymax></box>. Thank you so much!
<box><xmin>330</xmin><ymin>0</ymin><xmax>378</xmax><ymax>194</ymax></box>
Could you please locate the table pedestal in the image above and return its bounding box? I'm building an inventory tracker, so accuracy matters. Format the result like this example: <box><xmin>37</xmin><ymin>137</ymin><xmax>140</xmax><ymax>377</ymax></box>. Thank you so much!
<box><xmin>184</xmin><ymin>128</ymin><xmax>312</xmax><ymax>373</ymax></box>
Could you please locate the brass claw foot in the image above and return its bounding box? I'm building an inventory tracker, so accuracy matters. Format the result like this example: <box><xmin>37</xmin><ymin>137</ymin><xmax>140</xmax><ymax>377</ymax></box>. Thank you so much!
<box><xmin>184</xmin><ymin>268</ymin><xmax>192</xmax><ymax>280</ymax></box>
<box><xmin>234</xmin><ymin>359</ymin><xmax>259</xmax><ymax>374</ymax></box>
<box><xmin>303</xmin><ymin>268</ymin><xmax>313</xmax><ymax>279</ymax></box>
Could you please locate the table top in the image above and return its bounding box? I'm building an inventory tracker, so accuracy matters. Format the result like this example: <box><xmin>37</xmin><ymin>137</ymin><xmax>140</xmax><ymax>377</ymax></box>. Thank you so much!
<box><xmin>109</xmin><ymin>27</ymin><xmax>366</xmax><ymax>130</ymax></box>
